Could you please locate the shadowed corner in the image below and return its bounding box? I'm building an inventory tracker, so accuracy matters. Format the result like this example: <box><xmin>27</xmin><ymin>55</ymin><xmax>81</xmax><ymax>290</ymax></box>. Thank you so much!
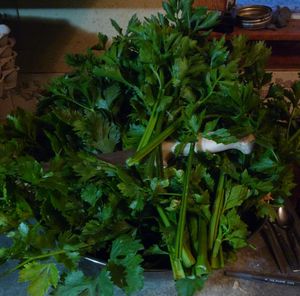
<box><xmin>5</xmin><ymin>16</ymin><xmax>98</xmax><ymax>73</ymax></box>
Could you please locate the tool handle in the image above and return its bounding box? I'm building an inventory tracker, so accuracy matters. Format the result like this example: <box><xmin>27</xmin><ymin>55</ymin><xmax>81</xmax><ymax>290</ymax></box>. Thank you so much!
<box><xmin>225</xmin><ymin>270</ymin><xmax>300</xmax><ymax>286</ymax></box>
<box><xmin>272</xmin><ymin>223</ymin><xmax>299</xmax><ymax>271</ymax></box>
<box><xmin>287</xmin><ymin>229</ymin><xmax>300</xmax><ymax>269</ymax></box>
<box><xmin>262</xmin><ymin>221</ymin><xmax>288</xmax><ymax>273</ymax></box>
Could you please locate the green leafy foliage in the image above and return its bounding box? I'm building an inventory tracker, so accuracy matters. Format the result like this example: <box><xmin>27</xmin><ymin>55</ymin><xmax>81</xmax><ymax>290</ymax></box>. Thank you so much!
<box><xmin>19</xmin><ymin>262</ymin><xmax>59</xmax><ymax>296</ymax></box>
<box><xmin>221</xmin><ymin>208</ymin><xmax>249</xmax><ymax>249</ymax></box>
<box><xmin>107</xmin><ymin>235</ymin><xmax>144</xmax><ymax>294</ymax></box>
<box><xmin>162</xmin><ymin>0</ymin><xmax>219</xmax><ymax>35</ymax></box>
<box><xmin>55</xmin><ymin>236</ymin><xmax>143</xmax><ymax>296</ymax></box>
<box><xmin>55</xmin><ymin>269</ymin><xmax>114</xmax><ymax>296</ymax></box>
<box><xmin>81</xmin><ymin>184</ymin><xmax>103</xmax><ymax>207</ymax></box>
<box><xmin>55</xmin><ymin>271</ymin><xmax>96</xmax><ymax>296</ymax></box>
<box><xmin>73</xmin><ymin>111</ymin><xmax>120</xmax><ymax>153</ymax></box>
<box><xmin>175</xmin><ymin>276</ymin><xmax>206</xmax><ymax>296</ymax></box>
<box><xmin>224</xmin><ymin>184</ymin><xmax>249</xmax><ymax>211</ymax></box>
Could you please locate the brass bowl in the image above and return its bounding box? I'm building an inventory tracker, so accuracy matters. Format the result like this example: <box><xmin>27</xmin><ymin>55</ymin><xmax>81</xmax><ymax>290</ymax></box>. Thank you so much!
<box><xmin>237</xmin><ymin>5</ymin><xmax>273</xmax><ymax>30</ymax></box>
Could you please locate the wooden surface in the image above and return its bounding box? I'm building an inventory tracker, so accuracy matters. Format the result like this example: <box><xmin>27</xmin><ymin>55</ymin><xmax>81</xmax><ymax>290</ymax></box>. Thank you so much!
<box><xmin>212</xmin><ymin>19</ymin><xmax>300</xmax><ymax>41</ymax></box>
<box><xmin>267</xmin><ymin>41</ymin><xmax>300</xmax><ymax>70</ymax></box>
<box><xmin>194</xmin><ymin>0</ymin><xmax>227</xmax><ymax>11</ymax></box>
<box><xmin>211</xmin><ymin>19</ymin><xmax>300</xmax><ymax>70</ymax></box>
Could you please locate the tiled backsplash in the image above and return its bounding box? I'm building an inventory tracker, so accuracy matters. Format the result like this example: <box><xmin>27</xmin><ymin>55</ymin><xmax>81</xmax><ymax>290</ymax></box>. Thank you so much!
<box><xmin>237</xmin><ymin>1</ymin><xmax>300</xmax><ymax>11</ymax></box>
<box><xmin>1</xmin><ymin>2</ymin><xmax>163</xmax><ymax>73</ymax></box>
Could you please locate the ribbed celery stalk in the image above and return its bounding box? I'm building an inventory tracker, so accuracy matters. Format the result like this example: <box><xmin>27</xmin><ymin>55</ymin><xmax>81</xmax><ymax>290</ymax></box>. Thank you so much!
<box><xmin>127</xmin><ymin>119</ymin><xmax>179</xmax><ymax>166</ymax></box>
<box><xmin>210</xmin><ymin>253</ymin><xmax>220</xmax><ymax>269</ymax></box>
<box><xmin>182</xmin><ymin>230</ymin><xmax>196</xmax><ymax>268</ymax></box>
<box><xmin>212</xmin><ymin>227</ymin><xmax>223</xmax><ymax>258</ymax></box>
<box><xmin>208</xmin><ymin>172</ymin><xmax>225</xmax><ymax>251</ymax></box>
<box><xmin>137</xmin><ymin>101</ymin><xmax>159</xmax><ymax>151</ymax></box>
<box><xmin>195</xmin><ymin>216</ymin><xmax>210</xmax><ymax>276</ymax></box>
<box><xmin>182</xmin><ymin>243</ymin><xmax>196</xmax><ymax>268</ymax></box>
<box><xmin>209</xmin><ymin>172</ymin><xmax>226</xmax><ymax>269</ymax></box>
<box><xmin>157</xmin><ymin>205</ymin><xmax>185</xmax><ymax>279</ymax></box>
<box><xmin>189</xmin><ymin>215</ymin><xmax>199</xmax><ymax>254</ymax></box>
<box><xmin>175</xmin><ymin>143</ymin><xmax>195</xmax><ymax>261</ymax></box>
<box><xmin>211</xmin><ymin>246</ymin><xmax>224</xmax><ymax>269</ymax></box>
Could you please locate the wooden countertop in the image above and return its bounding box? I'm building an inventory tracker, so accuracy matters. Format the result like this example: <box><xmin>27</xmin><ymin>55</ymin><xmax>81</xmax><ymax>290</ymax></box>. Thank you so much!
<box><xmin>212</xmin><ymin>19</ymin><xmax>300</xmax><ymax>41</ymax></box>
<box><xmin>211</xmin><ymin>19</ymin><xmax>300</xmax><ymax>69</ymax></box>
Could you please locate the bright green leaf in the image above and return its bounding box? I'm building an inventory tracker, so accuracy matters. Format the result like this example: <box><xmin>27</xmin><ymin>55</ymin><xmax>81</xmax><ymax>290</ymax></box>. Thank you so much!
<box><xmin>19</xmin><ymin>262</ymin><xmax>59</xmax><ymax>296</ymax></box>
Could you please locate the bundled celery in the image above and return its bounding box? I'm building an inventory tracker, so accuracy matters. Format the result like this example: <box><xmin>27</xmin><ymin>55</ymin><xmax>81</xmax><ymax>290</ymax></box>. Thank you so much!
<box><xmin>1</xmin><ymin>1</ymin><xmax>300</xmax><ymax>295</ymax></box>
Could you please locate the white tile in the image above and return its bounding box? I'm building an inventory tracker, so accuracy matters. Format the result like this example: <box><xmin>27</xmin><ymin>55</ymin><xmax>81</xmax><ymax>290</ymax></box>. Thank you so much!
<box><xmin>237</xmin><ymin>1</ymin><xmax>300</xmax><ymax>11</ymax></box>
<box><xmin>18</xmin><ymin>8</ymin><xmax>161</xmax><ymax>37</ymax></box>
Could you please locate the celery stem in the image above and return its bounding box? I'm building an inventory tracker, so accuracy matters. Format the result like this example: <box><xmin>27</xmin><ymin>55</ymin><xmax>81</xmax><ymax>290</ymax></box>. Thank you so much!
<box><xmin>208</xmin><ymin>172</ymin><xmax>225</xmax><ymax>250</ymax></box>
<box><xmin>195</xmin><ymin>216</ymin><xmax>210</xmax><ymax>276</ymax></box>
<box><xmin>175</xmin><ymin>143</ymin><xmax>195</xmax><ymax>259</ymax></box>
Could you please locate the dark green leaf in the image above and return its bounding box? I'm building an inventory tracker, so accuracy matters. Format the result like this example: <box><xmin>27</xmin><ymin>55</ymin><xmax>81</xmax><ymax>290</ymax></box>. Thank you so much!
<box><xmin>108</xmin><ymin>235</ymin><xmax>144</xmax><ymax>294</ymax></box>
<box><xmin>203</xmin><ymin>128</ymin><xmax>238</xmax><ymax>144</ymax></box>
<box><xmin>92</xmin><ymin>32</ymin><xmax>108</xmax><ymax>50</ymax></box>
<box><xmin>224</xmin><ymin>184</ymin><xmax>249</xmax><ymax>210</ymax></box>
<box><xmin>110</xmin><ymin>19</ymin><xmax>123</xmax><ymax>35</ymax></box>
<box><xmin>250</xmin><ymin>151</ymin><xmax>278</xmax><ymax>173</ymax></box>
<box><xmin>198</xmin><ymin>11</ymin><xmax>219</xmax><ymax>29</ymax></box>
<box><xmin>55</xmin><ymin>271</ymin><xmax>96</xmax><ymax>296</ymax></box>
<box><xmin>98</xmin><ymin>268</ymin><xmax>114</xmax><ymax>296</ymax></box>
<box><xmin>16</xmin><ymin>157</ymin><xmax>43</xmax><ymax>185</ymax></box>
<box><xmin>81</xmin><ymin>184</ymin><xmax>103</xmax><ymax>206</ymax></box>
<box><xmin>176</xmin><ymin>276</ymin><xmax>205</xmax><ymax>296</ymax></box>
<box><xmin>221</xmin><ymin>208</ymin><xmax>248</xmax><ymax>249</ymax></box>
<box><xmin>292</xmin><ymin>80</ymin><xmax>300</xmax><ymax>101</ymax></box>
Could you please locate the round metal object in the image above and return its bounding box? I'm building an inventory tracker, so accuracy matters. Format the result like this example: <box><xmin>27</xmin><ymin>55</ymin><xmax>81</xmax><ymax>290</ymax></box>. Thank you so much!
<box><xmin>237</xmin><ymin>5</ymin><xmax>273</xmax><ymax>30</ymax></box>
<box><xmin>241</xmin><ymin>15</ymin><xmax>272</xmax><ymax>24</ymax></box>
<box><xmin>240</xmin><ymin>17</ymin><xmax>272</xmax><ymax>30</ymax></box>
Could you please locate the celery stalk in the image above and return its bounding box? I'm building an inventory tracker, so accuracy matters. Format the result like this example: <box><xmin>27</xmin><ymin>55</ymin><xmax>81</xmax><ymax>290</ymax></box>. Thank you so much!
<box><xmin>210</xmin><ymin>253</ymin><xmax>220</xmax><ymax>269</ymax></box>
<box><xmin>127</xmin><ymin>119</ymin><xmax>179</xmax><ymax>166</ymax></box>
<box><xmin>175</xmin><ymin>143</ymin><xmax>195</xmax><ymax>259</ymax></box>
<box><xmin>182</xmin><ymin>240</ymin><xmax>196</xmax><ymax>268</ymax></box>
<box><xmin>219</xmin><ymin>246</ymin><xmax>224</xmax><ymax>268</ymax></box>
<box><xmin>157</xmin><ymin>205</ymin><xmax>185</xmax><ymax>279</ymax></box>
<box><xmin>211</xmin><ymin>246</ymin><xmax>224</xmax><ymax>269</ymax></box>
<box><xmin>195</xmin><ymin>216</ymin><xmax>210</xmax><ymax>276</ymax></box>
<box><xmin>182</xmin><ymin>230</ymin><xmax>196</xmax><ymax>268</ymax></box>
<box><xmin>189</xmin><ymin>215</ymin><xmax>199</xmax><ymax>254</ymax></box>
<box><xmin>212</xmin><ymin>227</ymin><xmax>223</xmax><ymax>258</ymax></box>
<box><xmin>137</xmin><ymin>101</ymin><xmax>159</xmax><ymax>151</ymax></box>
<box><xmin>172</xmin><ymin>258</ymin><xmax>186</xmax><ymax>279</ymax></box>
<box><xmin>208</xmin><ymin>172</ymin><xmax>225</xmax><ymax>251</ymax></box>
